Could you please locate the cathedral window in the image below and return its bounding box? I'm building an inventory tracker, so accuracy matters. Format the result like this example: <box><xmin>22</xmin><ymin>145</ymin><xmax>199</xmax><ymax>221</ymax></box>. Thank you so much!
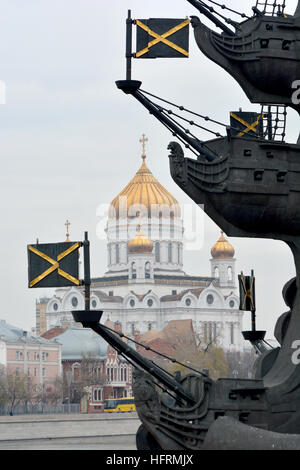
<box><xmin>108</xmin><ymin>245</ymin><xmax>112</xmax><ymax>266</ymax></box>
<box><xmin>116</xmin><ymin>244</ymin><xmax>120</xmax><ymax>264</ymax></box>
<box><xmin>228</xmin><ymin>266</ymin><xmax>233</xmax><ymax>281</ymax></box>
<box><xmin>145</xmin><ymin>262</ymin><xmax>151</xmax><ymax>279</ymax></box>
<box><xmin>131</xmin><ymin>262</ymin><xmax>136</xmax><ymax>279</ymax></box>
<box><xmin>92</xmin><ymin>299</ymin><xmax>97</xmax><ymax>308</ymax></box>
<box><xmin>185</xmin><ymin>298</ymin><xmax>191</xmax><ymax>307</ymax></box>
<box><xmin>170</xmin><ymin>213</ymin><xmax>175</xmax><ymax>239</ymax></box>
<box><xmin>53</xmin><ymin>303</ymin><xmax>58</xmax><ymax>311</ymax></box>
<box><xmin>178</xmin><ymin>243</ymin><xmax>182</xmax><ymax>265</ymax></box>
<box><xmin>214</xmin><ymin>267</ymin><xmax>219</xmax><ymax>278</ymax></box>
<box><xmin>71</xmin><ymin>297</ymin><xmax>78</xmax><ymax>307</ymax></box>
<box><xmin>168</xmin><ymin>242</ymin><xmax>172</xmax><ymax>263</ymax></box>
<box><xmin>207</xmin><ymin>294</ymin><xmax>214</xmax><ymax>305</ymax></box>
<box><xmin>229</xmin><ymin>300</ymin><xmax>235</xmax><ymax>309</ymax></box>
<box><xmin>130</xmin><ymin>299</ymin><xmax>135</xmax><ymax>308</ymax></box>
<box><xmin>155</xmin><ymin>242</ymin><xmax>160</xmax><ymax>262</ymax></box>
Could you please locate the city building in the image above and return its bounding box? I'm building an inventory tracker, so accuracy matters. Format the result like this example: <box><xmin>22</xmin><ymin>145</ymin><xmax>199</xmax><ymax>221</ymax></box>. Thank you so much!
<box><xmin>42</xmin><ymin>321</ymin><xmax>133</xmax><ymax>412</ymax></box>
<box><xmin>41</xmin><ymin>137</ymin><xmax>244</xmax><ymax>352</ymax></box>
<box><xmin>35</xmin><ymin>297</ymin><xmax>50</xmax><ymax>336</ymax></box>
<box><xmin>0</xmin><ymin>319</ymin><xmax>62</xmax><ymax>395</ymax></box>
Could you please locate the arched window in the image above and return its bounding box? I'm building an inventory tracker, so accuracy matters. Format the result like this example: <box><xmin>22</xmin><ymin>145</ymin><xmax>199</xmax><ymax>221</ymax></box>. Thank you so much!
<box><xmin>228</xmin><ymin>266</ymin><xmax>233</xmax><ymax>281</ymax></box>
<box><xmin>178</xmin><ymin>243</ymin><xmax>182</xmax><ymax>265</ymax></box>
<box><xmin>108</xmin><ymin>244</ymin><xmax>112</xmax><ymax>266</ymax></box>
<box><xmin>116</xmin><ymin>244</ymin><xmax>120</xmax><ymax>264</ymax></box>
<box><xmin>159</xmin><ymin>212</ymin><xmax>163</xmax><ymax>240</ymax></box>
<box><xmin>168</xmin><ymin>242</ymin><xmax>172</xmax><ymax>263</ymax></box>
<box><xmin>214</xmin><ymin>267</ymin><xmax>219</xmax><ymax>278</ymax></box>
<box><xmin>145</xmin><ymin>262</ymin><xmax>151</xmax><ymax>279</ymax></box>
<box><xmin>131</xmin><ymin>262</ymin><xmax>136</xmax><ymax>279</ymax></box>
<box><xmin>170</xmin><ymin>212</ymin><xmax>175</xmax><ymax>239</ymax></box>
<box><xmin>155</xmin><ymin>242</ymin><xmax>160</xmax><ymax>262</ymax></box>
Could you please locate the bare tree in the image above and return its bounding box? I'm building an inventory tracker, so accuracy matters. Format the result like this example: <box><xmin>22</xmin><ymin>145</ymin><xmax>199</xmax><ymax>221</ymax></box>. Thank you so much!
<box><xmin>0</xmin><ymin>366</ymin><xmax>8</xmax><ymax>409</ymax></box>
<box><xmin>65</xmin><ymin>353</ymin><xmax>107</xmax><ymax>404</ymax></box>
<box><xmin>5</xmin><ymin>373</ymin><xmax>28</xmax><ymax>415</ymax></box>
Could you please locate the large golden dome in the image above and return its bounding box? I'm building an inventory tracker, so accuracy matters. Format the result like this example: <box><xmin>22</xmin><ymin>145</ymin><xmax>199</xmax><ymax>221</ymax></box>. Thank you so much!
<box><xmin>128</xmin><ymin>226</ymin><xmax>154</xmax><ymax>254</ymax></box>
<box><xmin>211</xmin><ymin>231</ymin><xmax>235</xmax><ymax>259</ymax></box>
<box><xmin>109</xmin><ymin>153</ymin><xmax>180</xmax><ymax>219</ymax></box>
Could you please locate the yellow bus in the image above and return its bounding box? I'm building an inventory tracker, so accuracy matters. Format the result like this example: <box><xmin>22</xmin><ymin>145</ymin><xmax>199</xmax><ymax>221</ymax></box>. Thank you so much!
<box><xmin>104</xmin><ymin>397</ymin><xmax>136</xmax><ymax>413</ymax></box>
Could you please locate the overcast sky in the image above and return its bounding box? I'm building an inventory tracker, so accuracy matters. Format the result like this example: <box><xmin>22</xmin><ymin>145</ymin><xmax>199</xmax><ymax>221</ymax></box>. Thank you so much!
<box><xmin>0</xmin><ymin>0</ymin><xmax>299</xmax><ymax>339</ymax></box>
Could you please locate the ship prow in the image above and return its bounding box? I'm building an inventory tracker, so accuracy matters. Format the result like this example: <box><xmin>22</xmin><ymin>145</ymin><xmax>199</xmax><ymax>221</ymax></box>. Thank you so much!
<box><xmin>190</xmin><ymin>6</ymin><xmax>300</xmax><ymax>111</ymax></box>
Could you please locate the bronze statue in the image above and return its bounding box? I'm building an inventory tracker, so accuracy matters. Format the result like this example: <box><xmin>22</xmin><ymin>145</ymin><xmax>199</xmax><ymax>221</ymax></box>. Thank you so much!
<box><xmin>74</xmin><ymin>0</ymin><xmax>300</xmax><ymax>450</ymax></box>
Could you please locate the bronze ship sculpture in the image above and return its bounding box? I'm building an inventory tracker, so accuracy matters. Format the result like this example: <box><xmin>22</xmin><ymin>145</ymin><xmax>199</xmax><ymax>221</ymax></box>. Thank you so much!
<box><xmin>73</xmin><ymin>0</ymin><xmax>300</xmax><ymax>450</ymax></box>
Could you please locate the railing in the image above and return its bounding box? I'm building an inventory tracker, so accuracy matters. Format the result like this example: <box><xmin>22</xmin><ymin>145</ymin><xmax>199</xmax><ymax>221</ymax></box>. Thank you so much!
<box><xmin>0</xmin><ymin>403</ymin><xmax>80</xmax><ymax>416</ymax></box>
<box><xmin>255</xmin><ymin>0</ymin><xmax>286</xmax><ymax>16</ymax></box>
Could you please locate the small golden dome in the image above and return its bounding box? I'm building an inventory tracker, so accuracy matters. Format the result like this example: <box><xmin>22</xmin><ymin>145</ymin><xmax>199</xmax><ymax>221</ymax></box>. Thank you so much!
<box><xmin>211</xmin><ymin>231</ymin><xmax>235</xmax><ymax>259</ymax></box>
<box><xmin>128</xmin><ymin>226</ymin><xmax>154</xmax><ymax>254</ymax></box>
<box><xmin>109</xmin><ymin>154</ymin><xmax>180</xmax><ymax>219</ymax></box>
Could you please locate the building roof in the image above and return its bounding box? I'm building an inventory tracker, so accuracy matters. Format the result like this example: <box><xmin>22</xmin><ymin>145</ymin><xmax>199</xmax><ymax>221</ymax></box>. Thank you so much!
<box><xmin>0</xmin><ymin>319</ymin><xmax>57</xmax><ymax>345</ymax></box>
<box><xmin>160</xmin><ymin>287</ymin><xmax>206</xmax><ymax>302</ymax></box>
<box><xmin>128</xmin><ymin>226</ymin><xmax>154</xmax><ymax>254</ymax></box>
<box><xmin>211</xmin><ymin>231</ymin><xmax>235</xmax><ymax>259</ymax></box>
<box><xmin>137</xmin><ymin>319</ymin><xmax>197</xmax><ymax>360</ymax></box>
<box><xmin>108</xmin><ymin>155</ymin><xmax>181</xmax><ymax>219</ymax></box>
<box><xmin>93</xmin><ymin>291</ymin><xmax>123</xmax><ymax>303</ymax></box>
<box><xmin>52</xmin><ymin>326</ymin><xmax>108</xmax><ymax>361</ymax></box>
<box><xmin>41</xmin><ymin>326</ymin><xmax>67</xmax><ymax>340</ymax></box>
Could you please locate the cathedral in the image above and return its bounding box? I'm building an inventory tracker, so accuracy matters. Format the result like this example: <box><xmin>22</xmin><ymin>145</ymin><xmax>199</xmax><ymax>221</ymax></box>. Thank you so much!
<box><xmin>40</xmin><ymin>137</ymin><xmax>244</xmax><ymax>351</ymax></box>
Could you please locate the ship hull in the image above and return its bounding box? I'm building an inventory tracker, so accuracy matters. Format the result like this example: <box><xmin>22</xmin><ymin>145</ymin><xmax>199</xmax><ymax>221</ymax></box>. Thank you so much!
<box><xmin>169</xmin><ymin>136</ymin><xmax>300</xmax><ymax>240</ymax></box>
<box><xmin>192</xmin><ymin>14</ymin><xmax>300</xmax><ymax>111</ymax></box>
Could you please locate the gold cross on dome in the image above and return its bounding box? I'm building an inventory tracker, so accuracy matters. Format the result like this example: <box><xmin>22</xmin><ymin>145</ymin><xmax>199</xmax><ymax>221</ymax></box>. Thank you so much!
<box><xmin>139</xmin><ymin>134</ymin><xmax>148</xmax><ymax>159</ymax></box>
<box><xmin>65</xmin><ymin>220</ymin><xmax>71</xmax><ymax>242</ymax></box>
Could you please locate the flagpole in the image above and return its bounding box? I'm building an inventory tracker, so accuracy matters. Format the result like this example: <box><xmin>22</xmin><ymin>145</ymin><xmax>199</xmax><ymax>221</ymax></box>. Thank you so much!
<box><xmin>251</xmin><ymin>269</ymin><xmax>256</xmax><ymax>332</ymax></box>
<box><xmin>126</xmin><ymin>10</ymin><xmax>133</xmax><ymax>80</ymax></box>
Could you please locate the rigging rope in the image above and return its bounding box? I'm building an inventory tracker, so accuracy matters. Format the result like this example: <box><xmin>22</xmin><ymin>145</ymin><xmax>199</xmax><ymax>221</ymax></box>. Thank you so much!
<box><xmin>118</xmin><ymin>351</ymin><xmax>180</xmax><ymax>402</ymax></box>
<box><xmin>141</xmin><ymin>88</ymin><xmax>245</xmax><ymax>136</ymax></box>
<box><xmin>101</xmin><ymin>324</ymin><xmax>209</xmax><ymax>378</ymax></box>
<box><xmin>200</xmin><ymin>0</ymin><xmax>251</xmax><ymax>19</ymax></box>
<box><xmin>197</xmin><ymin>0</ymin><xmax>242</xmax><ymax>28</ymax></box>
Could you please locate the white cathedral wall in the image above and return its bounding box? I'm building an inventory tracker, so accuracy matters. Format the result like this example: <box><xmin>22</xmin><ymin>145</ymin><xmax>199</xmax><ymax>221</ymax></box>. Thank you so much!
<box><xmin>106</xmin><ymin>216</ymin><xmax>184</xmax><ymax>273</ymax></box>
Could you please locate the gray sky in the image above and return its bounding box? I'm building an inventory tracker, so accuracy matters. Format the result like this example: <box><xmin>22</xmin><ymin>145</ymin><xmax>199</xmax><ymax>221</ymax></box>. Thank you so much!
<box><xmin>0</xmin><ymin>0</ymin><xmax>298</xmax><ymax>337</ymax></box>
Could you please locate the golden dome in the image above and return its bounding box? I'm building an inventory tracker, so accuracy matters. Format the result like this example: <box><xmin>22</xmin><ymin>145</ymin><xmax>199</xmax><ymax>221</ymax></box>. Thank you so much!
<box><xmin>211</xmin><ymin>231</ymin><xmax>235</xmax><ymax>259</ymax></box>
<box><xmin>109</xmin><ymin>154</ymin><xmax>180</xmax><ymax>219</ymax></box>
<box><xmin>128</xmin><ymin>226</ymin><xmax>154</xmax><ymax>254</ymax></box>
